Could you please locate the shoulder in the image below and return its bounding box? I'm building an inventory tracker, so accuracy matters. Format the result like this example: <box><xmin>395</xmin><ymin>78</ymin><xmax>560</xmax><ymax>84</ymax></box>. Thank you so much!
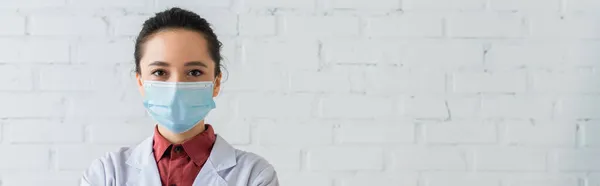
<box><xmin>232</xmin><ymin>149</ymin><xmax>279</xmax><ymax>185</ymax></box>
<box><xmin>100</xmin><ymin>146</ymin><xmax>135</xmax><ymax>167</ymax></box>
<box><xmin>234</xmin><ymin>149</ymin><xmax>272</xmax><ymax>170</ymax></box>
<box><xmin>80</xmin><ymin>146</ymin><xmax>132</xmax><ymax>185</ymax></box>
<box><xmin>80</xmin><ymin>142</ymin><xmax>142</xmax><ymax>186</ymax></box>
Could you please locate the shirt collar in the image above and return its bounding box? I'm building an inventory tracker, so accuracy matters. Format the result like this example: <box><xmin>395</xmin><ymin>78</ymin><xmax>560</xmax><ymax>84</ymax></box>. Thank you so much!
<box><xmin>152</xmin><ymin>124</ymin><xmax>217</xmax><ymax>166</ymax></box>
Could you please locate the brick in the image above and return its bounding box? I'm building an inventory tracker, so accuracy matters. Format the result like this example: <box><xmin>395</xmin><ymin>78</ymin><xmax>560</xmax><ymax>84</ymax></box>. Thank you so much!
<box><xmin>258</xmin><ymin>121</ymin><xmax>332</xmax><ymax>146</ymax></box>
<box><xmin>0</xmin><ymin>38</ymin><xmax>70</xmax><ymax>63</ymax></box>
<box><xmin>482</xmin><ymin>95</ymin><xmax>554</xmax><ymax>119</ymax></box>
<box><xmin>504</xmin><ymin>174</ymin><xmax>579</xmax><ymax>186</ymax></box>
<box><xmin>0</xmin><ymin>145</ymin><xmax>50</xmax><ymax>170</ymax></box>
<box><xmin>533</xmin><ymin>71</ymin><xmax>600</xmax><ymax>93</ymax></box>
<box><xmin>448</xmin><ymin>13</ymin><xmax>523</xmax><ymax>38</ymax></box>
<box><xmin>243</xmin><ymin>39</ymin><xmax>319</xmax><ymax>70</ymax></box>
<box><xmin>331</xmin><ymin>0</ymin><xmax>400</xmax><ymax>9</ymax></box>
<box><xmin>29</xmin><ymin>16</ymin><xmax>106</xmax><ymax>36</ymax></box>
<box><xmin>528</xmin><ymin>16</ymin><xmax>567</xmax><ymax>38</ymax></box>
<box><xmin>194</xmin><ymin>10</ymin><xmax>238</xmax><ymax>36</ymax></box>
<box><xmin>556</xmin><ymin>149</ymin><xmax>600</xmax><ymax>171</ymax></box>
<box><xmin>423</xmin><ymin>172</ymin><xmax>503</xmax><ymax>186</ymax></box>
<box><xmin>567</xmin><ymin>0</ymin><xmax>600</xmax><ymax>12</ymax></box>
<box><xmin>408</xmin><ymin>69</ymin><xmax>447</xmax><ymax>93</ymax></box>
<box><xmin>242</xmin><ymin>147</ymin><xmax>301</xmax><ymax>171</ymax></box>
<box><xmin>0</xmin><ymin>65</ymin><xmax>33</xmax><ymax>90</ymax></box>
<box><xmin>219</xmin><ymin>37</ymin><xmax>236</xmax><ymax>63</ymax></box>
<box><xmin>566</xmin><ymin>41</ymin><xmax>600</xmax><ymax>66</ymax></box>
<box><xmin>393</xmin><ymin>146</ymin><xmax>467</xmax><ymax>171</ymax></box>
<box><xmin>405</xmin><ymin>96</ymin><xmax>448</xmax><ymax>119</ymax></box>
<box><xmin>0</xmin><ymin>123</ymin><xmax>3</xmax><ymax>143</ymax></box>
<box><xmin>323</xmin><ymin>39</ymin><xmax>403</xmax><ymax>65</ymax></box>
<box><xmin>452</xmin><ymin>71</ymin><xmax>527</xmax><ymax>93</ymax></box>
<box><xmin>156</xmin><ymin>0</ymin><xmax>231</xmax><ymax>8</ymax></box>
<box><xmin>364</xmin><ymin>67</ymin><xmax>445</xmax><ymax>94</ymax></box>
<box><xmin>277</xmin><ymin>172</ymin><xmax>332</xmax><ymax>186</ymax></box>
<box><xmin>203</xmin><ymin>93</ymin><xmax>237</xmax><ymax>124</ymax></box>
<box><xmin>447</xmin><ymin>96</ymin><xmax>481</xmax><ymax>118</ymax></box>
<box><xmin>556</xmin><ymin>97</ymin><xmax>600</xmax><ymax>119</ymax></box>
<box><xmin>239</xmin><ymin>15</ymin><xmax>276</xmax><ymax>36</ymax></box>
<box><xmin>0</xmin><ymin>16</ymin><xmax>25</xmax><ymax>35</ymax></box>
<box><xmin>485</xmin><ymin>42</ymin><xmax>565</xmax><ymax>68</ymax></box>
<box><xmin>336</xmin><ymin>121</ymin><xmax>414</xmax><ymax>144</ymax></box>
<box><xmin>210</xmin><ymin>118</ymin><xmax>251</xmax><ymax>145</ymax></box>
<box><xmin>424</xmin><ymin>121</ymin><xmax>496</xmax><ymax>144</ymax></box>
<box><xmin>0</xmin><ymin>171</ymin><xmax>80</xmax><ymax>186</ymax></box>
<box><xmin>320</xmin><ymin>95</ymin><xmax>394</xmax><ymax>119</ymax></box>
<box><xmin>490</xmin><ymin>0</ymin><xmax>561</xmax><ymax>12</ymax></box>
<box><xmin>584</xmin><ymin>122</ymin><xmax>600</xmax><ymax>147</ymax></box>
<box><xmin>283</xmin><ymin>16</ymin><xmax>360</xmax><ymax>38</ymax></box>
<box><xmin>24</xmin><ymin>39</ymin><xmax>71</xmax><ymax>63</ymax></box>
<box><xmin>113</xmin><ymin>16</ymin><xmax>146</xmax><ymax>36</ymax></box>
<box><xmin>289</xmin><ymin>67</ymin><xmax>355</xmax><ymax>93</ymax></box>
<box><xmin>339</xmin><ymin>172</ymin><xmax>418</xmax><ymax>186</ymax></box>
<box><xmin>403</xmin><ymin>0</ymin><xmax>487</xmax><ymax>10</ymax></box>
<box><xmin>529</xmin><ymin>15</ymin><xmax>600</xmax><ymax>39</ymax></box>
<box><xmin>0</xmin><ymin>93</ymin><xmax>65</xmax><ymax>118</ymax></box>
<box><xmin>87</xmin><ymin>123</ymin><xmax>151</xmax><ymax>144</ymax></box>
<box><xmin>5</xmin><ymin>120</ymin><xmax>84</xmax><ymax>143</ymax></box>
<box><xmin>505</xmin><ymin>120</ymin><xmax>576</xmax><ymax>146</ymax></box>
<box><xmin>68</xmin><ymin>0</ymin><xmax>147</xmax><ymax>8</ymax></box>
<box><xmin>403</xmin><ymin>40</ymin><xmax>484</xmax><ymax>67</ymax></box>
<box><xmin>72</xmin><ymin>39</ymin><xmax>133</xmax><ymax>64</ymax></box>
<box><xmin>113</xmin><ymin>64</ymin><xmax>140</xmax><ymax>92</ymax></box>
<box><xmin>55</xmin><ymin>144</ymin><xmax>121</xmax><ymax>171</ymax></box>
<box><xmin>0</xmin><ymin>38</ymin><xmax>21</xmax><ymax>63</ymax></box>
<box><xmin>367</xmin><ymin>14</ymin><xmax>443</xmax><ymax>37</ymax></box>
<box><xmin>0</xmin><ymin>0</ymin><xmax>65</xmax><ymax>8</ymax></box>
<box><xmin>237</xmin><ymin>94</ymin><xmax>314</xmax><ymax>118</ymax></box>
<box><xmin>475</xmin><ymin>147</ymin><xmax>547</xmax><ymax>171</ymax></box>
<box><xmin>245</xmin><ymin>0</ymin><xmax>315</xmax><ymax>9</ymax></box>
<box><xmin>65</xmin><ymin>92</ymin><xmax>146</xmax><ymax>119</ymax></box>
<box><xmin>589</xmin><ymin>173</ymin><xmax>600</xmax><ymax>186</ymax></box>
<box><xmin>38</xmin><ymin>65</ymin><xmax>120</xmax><ymax>91</ymax></box>
<box><xmin>308</xmin><ymin>147</ymin><xmax>383</xmax><ymax>171</ymax></box>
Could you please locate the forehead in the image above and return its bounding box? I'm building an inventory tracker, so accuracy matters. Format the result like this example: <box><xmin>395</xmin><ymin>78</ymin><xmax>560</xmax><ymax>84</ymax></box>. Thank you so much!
<box><xmin>140</xmin><ymin>29</ymin><xmax>214</xmax><ymax>66</ymax></box>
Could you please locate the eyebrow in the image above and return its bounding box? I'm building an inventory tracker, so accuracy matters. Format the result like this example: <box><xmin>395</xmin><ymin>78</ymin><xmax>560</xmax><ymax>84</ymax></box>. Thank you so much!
<box><xmin>148</xmin><ymin>61</ymin><xmax>208</xmax><ymax>68</ymax></box>
<box><xmin>184</xmin><ymin>61</ymin><xmax>207</xmax><ymax>68</ymax></box>
<box><xmin>149</xmin><ymin>61</ymin><xmax>169</xmax><ymax>67</ymax></box>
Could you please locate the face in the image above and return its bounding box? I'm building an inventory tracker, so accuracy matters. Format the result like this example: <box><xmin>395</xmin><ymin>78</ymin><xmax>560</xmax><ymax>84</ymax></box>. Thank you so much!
<box><xmin>136</xmin><ymin>29</ymin><xmax>221</xmax><ymax>97</ymax></box>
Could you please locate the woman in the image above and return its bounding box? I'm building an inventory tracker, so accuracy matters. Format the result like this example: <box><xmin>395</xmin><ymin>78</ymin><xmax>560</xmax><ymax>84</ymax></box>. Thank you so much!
<box><xmin>81</xmin><ymin>7</ymin><xmax>278</xmax><ymax>186</ymax></box>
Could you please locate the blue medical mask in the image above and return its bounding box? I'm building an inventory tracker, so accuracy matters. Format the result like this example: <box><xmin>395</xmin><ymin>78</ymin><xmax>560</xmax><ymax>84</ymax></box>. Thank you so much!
<box><xmin>142</xmin><ymin>81</ymin><xmax>216</xmax><ymax>134</ymax></box>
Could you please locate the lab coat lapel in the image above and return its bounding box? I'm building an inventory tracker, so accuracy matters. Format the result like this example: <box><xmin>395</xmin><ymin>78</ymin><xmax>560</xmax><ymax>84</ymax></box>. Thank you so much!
<box><xmin>125</xmin><ymin>137</ymin><xmax>162</xmax><ymax>186</ymax></box>
<box><xmin>192</xmin><ymin>135</ymin><xmax>236</xmax><ymax>186</ymax></box>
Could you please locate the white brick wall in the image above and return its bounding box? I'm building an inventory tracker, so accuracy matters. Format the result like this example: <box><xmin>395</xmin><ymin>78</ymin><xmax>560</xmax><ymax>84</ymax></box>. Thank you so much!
<box><xmin>1</xmin><ymin>0</ymin><xmax>599</xmax><ymax>185</ymax></box>
<box><xmin>393</xmin><ymin>146</ymin><xmax>468</xmax><ymax>171</ymax></box>
<box><xmin>307</xmin><ymin>147</ymin><xmax>383</xmax><ymax>171</ymax></box>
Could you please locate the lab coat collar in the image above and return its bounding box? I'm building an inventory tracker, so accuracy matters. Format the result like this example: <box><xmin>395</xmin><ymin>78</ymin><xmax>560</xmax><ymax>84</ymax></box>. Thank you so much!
<box><xmin>207</xmin><ymin>135</ymin><xmax>237</xmax><ymax>171</ymax></box>
<box><xmin>125</xmin><ymin>134</ymin><xmax>237</xmax><ymax>185</ymax></box>
<box><xmin>126</xmin><ymin>134</ymin><xmax>236</xmax><ymax>170</ymax></box>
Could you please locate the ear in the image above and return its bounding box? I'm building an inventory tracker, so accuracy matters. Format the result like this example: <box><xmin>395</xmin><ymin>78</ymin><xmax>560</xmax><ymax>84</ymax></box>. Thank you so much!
<box><xmin>136</xmin><ymin>73</ymin><xmax>145</xmax><ymax>96</ymax></box>
<box><xmin>213</xmin><ymin>74</ymin><xmax>222</xmax><ymax>97</ymax></box>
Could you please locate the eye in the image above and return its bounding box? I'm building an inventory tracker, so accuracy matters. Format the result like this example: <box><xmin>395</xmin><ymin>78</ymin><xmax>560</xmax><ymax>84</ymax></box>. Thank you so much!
<box><xmin>188</xmin><ymin>69</ymin><xmax>203</xmax><ymax>77</ymax></box>
<box><xmin>151</xmin><ymin>69</ymin><xmax>166</xmax><ymax>77</ymax></box>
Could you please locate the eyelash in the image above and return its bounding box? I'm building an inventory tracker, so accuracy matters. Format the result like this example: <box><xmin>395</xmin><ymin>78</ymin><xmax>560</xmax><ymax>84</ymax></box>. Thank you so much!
<box><xmin>188</xmin><ymin>69</ymin><xmax>203</xmax><ymax>77</ymax></box>
<box><xmin>150</xmin><ymin>69</ymin><xmax>204</xmax><ymax>77</ymax></box>
<box><xmin>151</xmin><ymin>69</ymin><xmax>166</xmax><ymax>77</ymax></box>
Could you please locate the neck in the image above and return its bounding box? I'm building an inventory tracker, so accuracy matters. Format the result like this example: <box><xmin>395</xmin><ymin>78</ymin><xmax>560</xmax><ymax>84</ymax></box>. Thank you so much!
<box><xmin>157</xmin><ymin>121</ymin><xmax>207</xmax><ymax>144</ymax></box>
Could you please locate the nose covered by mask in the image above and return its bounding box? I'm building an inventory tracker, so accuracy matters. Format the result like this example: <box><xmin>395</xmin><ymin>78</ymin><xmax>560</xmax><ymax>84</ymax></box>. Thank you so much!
<box><xmin>142</xmin><ymin>81</ymin><xmax>216</xmax><ymax>134</ymax></box>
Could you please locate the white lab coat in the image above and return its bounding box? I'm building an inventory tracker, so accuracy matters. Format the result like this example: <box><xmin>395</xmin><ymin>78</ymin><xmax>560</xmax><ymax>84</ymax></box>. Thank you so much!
<box><xmin>80</xmin><ymin>135</ymin><xmax>279</xmax><ymax>186</ymax></box>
